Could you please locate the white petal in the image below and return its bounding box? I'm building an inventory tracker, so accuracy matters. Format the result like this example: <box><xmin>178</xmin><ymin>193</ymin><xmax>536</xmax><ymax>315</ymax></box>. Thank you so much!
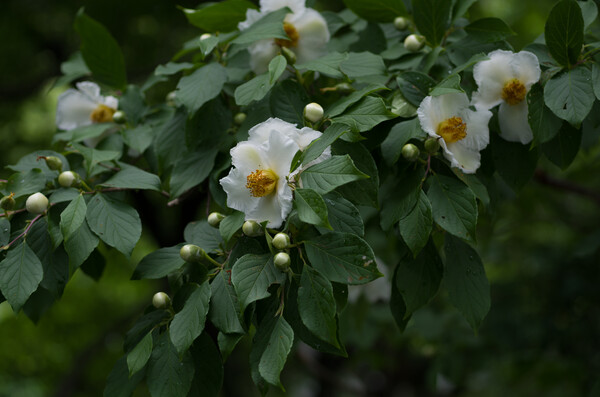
<box><xmin>248</xmin><ymin>117</ymin><xmax>300</xmax><ymax>144</ymax></box>
<box><xmin>295</xmin><ymin>126</ymin><xmax>322</xmax><ymax>149</ymax></box>
<box><xmin>55</xmin><ymin>89</ymin><xmax>98</xmax><ymax>130</ymax></box>
<box><xmin>103</xmin><ymin>96</ymin><xmax>119</xmax><ymax>110</ymax></box>
<box><xmin>263</xmin><ymin>130</ymin><xmax>300</xmax><ymax>178</ymax></box>
<box><xmin>291</xmin><ymin>9</ymin><xmax>330</xmax><ymax>65</ymax></box>
<box><xmin>417</xmin><ymin>93</ymin><xmax>469</xmax><ymax>137</ymax></box>
<box><xmin>472</xmin><ymin>50</ymin><xmax>514</xmax><ymax>108</ymax></box>
<box><xmin>260</xmin><ymin>0</ymin><xmax>305</xmax><ymax>14</ymax></box>
<box><xmin>511</xmin><ymin>50</ymin><xmax>541</xmax><ymax>88</ymax></box>
<box><xmin>248</xmin><ymin>39</ymin><xmax>279</xmax><ymax>74</ymax></box>
<box><xmin>417</xmin><ymin>96</ymin><xmax>438</xmax><ymax>137</ymax></box>
<box><xmin>220</xmin><ymin>168</ymin><xmax>260</xmax><ymax>215</ymax></box>
<box><xmin>238</xmin><ymin>8</ymin><xmax>263</xmax><ymax>30</ymax></box>
<box><xmin>498</xmin><ymin>101</ymin><xmax>533</xmax><ymax>144</ymax></box>
<box><xmin>445</xmin><ymin>141</ymin><xmax>481</xmax><ymax>174</ymax></box>
<box><xmin>461</xmin><ymin>107</ymin><xmax>492</xmax><ymax>151</ymax></box>
<box><xmin>230</xmin><ymin>141</ymin><xmax>268</xmax><ymax>172</ymax></box>
<box><xmin>246</xmin><ymin>191</ymin><xmax>286</xmax><ymax>228</ymax></box>
<box><xmin>75</xmin><ymin>81</ymin><xmax>103</xmax><ymax>102</ymax></box>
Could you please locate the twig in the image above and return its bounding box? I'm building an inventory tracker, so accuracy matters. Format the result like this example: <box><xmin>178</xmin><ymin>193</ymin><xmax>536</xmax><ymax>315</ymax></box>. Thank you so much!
<box><xmin>534</xmin><ymin>169</ymin><xmax>600</xmax><ymax>205</ymax></box>
<box><xmin>4</xmin><ymin>212</ymin><xmax>44</xmax><ymax>249</ymax></box>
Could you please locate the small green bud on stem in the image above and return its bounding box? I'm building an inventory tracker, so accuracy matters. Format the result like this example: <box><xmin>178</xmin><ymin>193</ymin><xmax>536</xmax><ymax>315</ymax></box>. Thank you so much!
<box><xmin>401</xmin><ymin>143</ymin><xmax>420</xmax><ymax>162</ymax></box>
<box><xmin>394</xmin><ymin>16</ymin><xmax>408</xmax><ymax>31</ymax></box>
<box><xmin>152</xmin><ymin>292</ymin><xmax>171</xmax><ymax>309</ymax></box>
<box><xmin>112</xmin><ymin>110</ymin><xmax>126</xmax><ymax>124</ymax></box>
<box><xmin>304</xmin><ymin>102</ymin><xmax>324</xmax><ymax>123</ymax></box>
<box><xmin>166</xmin><ymin>91</ymin><xmax>177</xmax><ymax>106</ymax></box>
<box><xmin>26</xmin><ymin>192</ymin><xmax>49</xmax><ymax>214</ymax></box>
<box><xmin>404</xmin><ymin>34</ymin><xmax>426</xmax><ymax>52</ymax></box>
<box><xmin>180</xmin><ymin>244</ymin><xmax>206</xmax><ymax>263</ymax></box>
<box><xmin>0</xmin><ymin>193</ymin><xmax>15</xmax><ymax>211</ymax></box>
<box><xmin>200</xmin><ymin>33</ymin><xmax>212</xmax><ymax>41</ymax></box>
<box><xmin>41</xmin><ymin>156</ymin><xmax>63</xmax><ymax>172</ymax></box>
<box><xmin>58</xmin><ymin>171</ymin><xmax>79</xmax><ymax>188</ymax></box>
<box><xmin>242</xmin><ymin>220</ymin><xmax>263</xmax><ymax>237</ymax></box>
<box><xmin>272</xmin><ymin>232</ymin><xmax>290</xmax><ymax>250</ymax></box>
<box><xmin>274</xmin><ymin>252</ymin><xmax>291</xmax><ymax>271</ymax></box>
<box><xmin>208</xmin><ymin>212</ymin><xmax>225</xmax><ymax>227</ymax></box>
<box><xmin>424</xmin><ymin>137</ymin><xmax>440</xmax><ymax>154</ymax></box>
<box><xmin>234</xmin><ymin>112</ymin><xmax>247</xmax><ymax>125</ymax></box>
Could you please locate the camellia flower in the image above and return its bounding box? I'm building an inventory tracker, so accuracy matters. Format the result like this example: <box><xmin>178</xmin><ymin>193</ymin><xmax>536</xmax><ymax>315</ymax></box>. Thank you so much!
<box><xmin>220</xmin><ymin>118</ymin><xmax>328</xmax><ymax>228</ymax></box>
<box><xmin>56</xmin><ymin>82</ymin><xmax>118</xmax><ymax>130</ymax></box>
<box><xmin>472</xmin><ymin>50</ymin><xmax>541</xmax><ymax>144</ymax></box>
<box><xmin>417</xmin><ymin>92</ymin><xmax>492</xmax><ymax>174</ymax></box>
<box><xmin>238</xmin><ymin>0</ymin><xmax>330</xmax><ymax>74</ymax></box>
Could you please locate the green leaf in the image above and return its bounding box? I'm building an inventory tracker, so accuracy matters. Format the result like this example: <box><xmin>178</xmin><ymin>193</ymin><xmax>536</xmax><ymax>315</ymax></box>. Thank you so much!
<box><xmin>176</xmin><ymin>63</ymin><xmax>228</xmax><ymax>115</ymax></box>
<box><xmin>210</xmin><ymin>270</ymin><xmax>245</xmax><ymax>334</ymax></box>
<box><xmin>170</xmin><ymin>281</ymin><xmax>211</xmax><ymax>356</ymax></box>
<box><xmin>427</xmin><ymin>174</ymin><xmax>477</xmax><ymax>241</ymax></box>
<box><xmin>231</xmin><ymin>8</ymin><xmax>290</xmax><ymax>45</ymax></box>
<box><xmin>231</xmin><ymin>254</ymin><xmax>286</xmax><ymax>311</ymax></box>
<box><xmin>169</xmin><ymin>147</ymin><xmax>218</xmax><ymax>197</ymax></box>
<box><xmin>490</xmin><ymin>133</ymin><xmax>539</xmax><ymax>191</ymax></box>
<box><xmin>99</xmin><ymin>164</ymin><xmax>161</xmax><ymax>191</ymax></box>
<box><xmin>430</xmin><ymin>74</ymin><xmax>465</xmax><ymax>97</ymax></box>
<box><xmin>0</xmin><ymin>218</ymin><xmax>10</xmax><ymax>246</ymax></box>
<box><xmin>527</xmin><ymin>83</ymin><xmax>563</xmax><ymax>144</ymax></box>
<box><xmin>0</xmin><ymin>241</ymin><xmax>43</xmax><ymax>312</ymax></box>
<box><xmin>234</xmin><ymin>55</ymin><xmax>287</xmax><ymax>106</ymax></box>
<box><xmin>187</xmin><ymin>333</ymin><xmax>224</xmax><ymax>397</ymax></box>
<box><xmin>2</xmin><ymin>169</ymin><xmax>46</xmax><ymax>199</ymax></box>
<box><xmin>124</xmin><ymin>310</ymin><xmax>170</xmax><ymax>352</ymax></box>
<box><xmin>399</xmin><ymin>191</ymin><xmax>433</xmax><ymax>257</ymax></box>
<box><xmin>86</xmin><ymin>193</ymin><xmax>142</xmax><ymax>257</ymax></box>
<box><xmin>74</xmin><ymin>9</ymin><xmax>127</xmax><ymax>89</ymax></box>
<box><xmin>155</xmin><ymin>110</ymin><xmax>186</xmax><ymax>172</ymax></box>
<box><xmin>269</xmin><ymin>80</ymin><xmax>309</xmax><ymax>125</ymax></box>
<box><xmin>579</xmin><ymin>0</ymin><xmax>598</xmax><ymax>30</ymax></box>
<box><xmin>381</xmin><ymin>118</ymin><xmax>427</xmax><ymax>165</ymax></box>
<box><xmin>80</xmin><ymin>250</ymin><xmax>105</xmax><ymax>281</ymax></box>
<box><xmin>103</xmin><ymin>356</ymin><xmax>145</xmax><ymax>397</ymax></box>
<box><xmin>297</xmin><ymin>123</ymin><xmax>349</xmax><ymax>170</ymax></box>
<box><xmin>155</xmin><ymin>62</ymin><xmax>194</xmax><ymax>76</ymax></box>
<box><xmin>132</xmin><ymin>245</ymin><xmax>185</xmax><ymax>280</ymax></box>
<box><xmin>183</xmin><ymin>0</ymin><xmax>257</xmax><ymax>32</ymax></box>
<box><xmin>147</xmin><ymin>332</ymin><xmax>195</xmax><ymax>397</ymax></box>
<box><xmin>219</xmin><ymin>211</ymin><xmax>245</xmax><ymax>243</ymax></box>
<box><xmin>71</xmin><ymin>143</ymin><xmax>121</xmax><ymax>177</ymax></box>
<box><xmin>340</xmin><ymin>52</ymin><xmax>386</xmax><ymax>78</ymax></box>
<box><xmin>122</xmin><ymin>124</ymin><xmax>155</xmax><ymax>153</ymax></box>
<box><xmin>127</xmin><ymin>332</ymin><xmax>153</xmax><ymax>377</ymax></box>
<box><xmin>298</xmin><ymin>265</ymin><xmax>339</xmax><ymax>347</ymax></box>
<box><xmin>53</xmin><ymin>123</ymin><xmax>114</xmax><ymax>144</ymax></box>
<box><xmin>390</xmin><ymin>266</ymin><xmax>411</xmax><ymax>331</ymax></box>
<box><xmin>444</xmin><ymin>235</ymin><xmax>490</xmax><ymax>331</ymax></box>
<box><xmin>464</xmin><ymin>18</ymin><xmax>516</xmax><ymax>43</ymax></box>
<box><xmin>60</xmin><ymin>194</ymin><xmax>87</xmax><ymax>241</ymax></box>
<box><xmin>545</xmin><ymin>0</ymin><xmax>584</xmax><ymax>67</ymax></box>
<box><xmin>7</xmin><ymin>150</ymin><xmax>69</xmax><ymax>180</ymax></box>
<box><xmin>394</xmin><ymin>239</ymin><xmax>442</xmax><ymax>318</ymax></box>
<box><xmin>304</xmin><ymin>232</ymin><xmax>381</xmax><ymax>285</ymax></box>
<box><xmin>322</xmin><ymin>192</ymin><xmax>364</xmax><ymax>236</ymax></box>
<box><xmin>295</xmin><ymin>188</ymin><xmax>331</xmax><ymax>229</ymax></box>
<box><xmin>333</xmin><ymin>141</ymin><xmax>380</xmax><ymax>207</ymax></box>
<box><xmin>413</xmin><ymin>0</ymin><xmax>452</xmax><ymax>47</ymax></box>
<box><xmin>593</xmin><ymin>63</ymin><xmax>600</xmax><ymax>101</ymax></box>
<box><xmin>326</xmin><ymin>84</ymin><xmax>388</xmax><ymax>118</ymax></box>
<box><xmin>199</xmin><ymin>35</ymin><xmax>220</xmax><ymax>58</ymax></box>
<box><xmin>544</xmin><ymin>67</ymin><xmax>595</xmax><ymax>126</ymax></box>
<box><xmin>397</xmin><ymin>72</ymin><xmax>437</xmax><ymax>107</ymax></box>
<box><xmin>218</xmin><ymin>332</ymin><xmax>245</xmax><ymax>361</ymax></box>
<box><xmin>300</xmin><ymin>155</ymin><xmax>368</xmax><ymax>195</ymax></box>
<box><xmin>332</xmin><ymin>96</ymin><xmax>395</xmax><ymax>133</ymax></box>
<box><xmin>542</xmin><ymin>122</ymin><xmax>582</xmax><ymax>170</ymax></box>
<box><xmin>295</xmin><ymin>52</ymin><xmax>349</xmax><ymax>79</ymax></box>
<box><xmin>184</xmin><ymin>221</ymin><xmax>223</xmax><ymax>253</ymax></box>
<box><xmin>119</xmin><ymin>85</ymin><xmax>146</xmax><ymax>126</ymax></box>
<box><xmin>64</xmin><ymin>221</ymin><xmax>99</xmax><ymax>269</ymax></box>
<box><xmin>452</xmin><ymin>0</ymin><xmax>478</xmax><ymax>22</ymax></box>
<box><xmin>380</xmin><ymin>168</ymin><xmax>424</xmax><ymax>231</ymax></box>
<box><xmin>250</xmin><ymin>313</ymin><xmax>294</xmax><ymax>387</ymax></box>
<box><xmin>342</xmin><ymin>0</ymin><xmax>406</xmax><ymax>22</ymax></box>
<box><xmin>27</xmin><ymin>220</ymin><xmax>68</xmax><ymax>298</ymax></box>
<box><xmin>50</xmin><ymin>188</ymin><xmax>80</xmax><ymax>204</ymax></box>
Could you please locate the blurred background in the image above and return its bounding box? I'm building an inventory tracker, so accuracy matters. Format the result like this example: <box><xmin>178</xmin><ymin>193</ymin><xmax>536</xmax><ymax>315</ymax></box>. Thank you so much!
<box><xmin>0</xmin><ymin>0</ymin><xmax>599</xmax><ymax>396</ymax></box>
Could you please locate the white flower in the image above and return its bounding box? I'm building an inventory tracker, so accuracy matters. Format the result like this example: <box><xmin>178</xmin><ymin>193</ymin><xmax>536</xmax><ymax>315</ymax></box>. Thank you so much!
<box><xmin>417</xmin><ymin>92</ymin><xmax>492</xmax><ymax>174</ymax></box>
<box><xmin>56</xmin><ymin>82</ymin><xmax>118</xmax><ymax>130</ymax></box>
<box><xmin>472</xmin><ymin>50</ymin><xmax>541</xmax><ymax>144</ymax></box>
<box><xmin>220</xmin><ymin>118</ymin><xmax>328</xmax><ymax>228</ymax></box>
<box><xmin>238</xmin><ymin>0</ymin><xmax>330</xmax><ymax>74</ymax></box>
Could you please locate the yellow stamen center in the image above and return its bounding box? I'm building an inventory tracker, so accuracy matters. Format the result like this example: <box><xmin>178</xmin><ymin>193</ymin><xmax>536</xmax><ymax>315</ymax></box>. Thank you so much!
<box><xmin>274</xmin><ymin>23</ymin><xmax>299</xmax><ymax>48</ymax></box>
<box><xmin>437</xmin><ymin>116</ymin><xmax>467</xmax><ymax>144</ymax></box>
<box><xmin>246</xmin><ymin>169</ymin><xmax>278</xmax><ymax>197</ymax></box>
<box><xmin>501</xmin><ymin>78</ymin><xmax>527</xmax><ymax>105</ymax></box>
<box><xmin>90</xmin><ymin>104</ymin><xmax>116</xmax><ymax>123</ymax></box>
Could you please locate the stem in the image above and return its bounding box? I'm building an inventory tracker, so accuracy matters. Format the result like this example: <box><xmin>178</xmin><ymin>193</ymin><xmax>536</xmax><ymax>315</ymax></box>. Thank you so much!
<box><xmin>0</xmin><ymin>208</ymin><xmax>26</xmax><ymax>218</ymax></box>
<box><xmin>420</xmin><ymin>155</ymin><xmax>432</xmax><ymax>187</ymax></box>
<box><xmin>4</xmin><ymin>212</ymin><xmax>44</xmax><ymax>249</ymax></box>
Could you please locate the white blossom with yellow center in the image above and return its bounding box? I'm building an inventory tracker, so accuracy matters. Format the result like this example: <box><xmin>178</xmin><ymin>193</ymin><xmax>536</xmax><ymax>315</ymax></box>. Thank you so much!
<box><xmin>418</xmin><ymin>92</ymin><xmax>492</xmax><ymax>174</ymax></box>
<box><xmin>220</xmin><ymin>118</ymin><xmax>329</xmax><ymax>228</ymax></box>
<box><xmin>238</xmin><ymin>0</ymin><xmax>330</xmax><ymax>75</ymax></box>
<box><xmin>472</xmin><ymin>50</ymin><xmax>541</xmax><ymax>144</ymax></box>
<box><xmin>55</xmin><ymin>82</ymin><xmax>118</xmax><ymax>131</ymax></box>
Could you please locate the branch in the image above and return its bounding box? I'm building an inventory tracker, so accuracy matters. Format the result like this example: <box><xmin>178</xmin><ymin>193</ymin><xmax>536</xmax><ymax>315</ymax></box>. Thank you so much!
<box><xmin>534</xmin><ymin>170</ymin><xmax>600</xmax><ymax>205</ymax></box>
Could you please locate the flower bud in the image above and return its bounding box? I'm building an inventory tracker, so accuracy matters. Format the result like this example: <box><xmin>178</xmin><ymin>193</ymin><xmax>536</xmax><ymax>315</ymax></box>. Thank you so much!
<box><xmin>166</xmin><ymin>91</ymin><xmax>177</xmax><ymax>106</ymax></box>
<box><xmin>335</xmin><ymin>82</ymin><xmax>354</xmax><ymax>94</ymax></box>
<box><xmin>112</xmin><ymin>110</ymin><xmax>126</xmax><ymax>124</ymax></box>
<box><xmin>401</xmin><ymin>143</ymin><xmax>420</xmax><ymax>162</ymax></box>
<box><xmin>394</xmin><ymin>16</ymin><xmax>409</xmax><ymax>31</ymax></box>
<box><xmin>26</xmin><ymin>192</ymin><xmax>48</xmax><ymax>214</ymax></box>
<box><xmin>152</xmin><ymin>292</ymin><xmax>171</xmax><ymax>309</ymax></box>
<box><xmin>208</xmin><ymin>212</ymin><xmax>225</xmax><ymax>227</ymax></box>
<box><xmin>242</xmin><ymin>220</ymin><xmax>262</xmax><ymax>237</ymax></box>
<box><xmin>43</xmin><ymin>156</ymin><xmax>63</xmax><ymax>171</ymax></box>
<box><xmin>180</xmin><ymin>244</ymin><xmax>206</xmax><ymax>263</ymax></box>
<box><xmin>304</xmin><ymin>102</ymin><xmax>324</xmax><ymax>123</ymax></box>
<box><xmin>404</xmin><ymin>34</ymin><xmax>426</xmax><ymax>52</ymax></box>
<box><xmin>200</xmin><ymin>33</ymin><xmax>212</xmax><ymax>41</ymax></box>
<box><xmin>280</xmin><ymin>46</ymin><xmax>296</xmax><ymax>65</ymax></box>
<box><xmin>58</xmin><ymin>171</ymin><xmax>79</xmax><ymax>188</ymax></box>
<box><xmin>274</xmin><ymin>252</ymin><xmax>291</xmax><ymax>271</ymax></box>
<box><xmin>424</xmin><ymin>137</ymin><xmax>440</xmax><ymax>154</ymax></box>
<box><xmin>234</xmin><ymin>112</ymin><xmax>247</xmax><ymax>125</ymax></box>
<box><xmin>272</xmin><ymin>232</ymin><xmax>290</xmax><ymax>250</ymax></box>
<box><xmin>0</xmin><ymin>194</ymin><xmax>15</xmax><ymax>211</ymax></box>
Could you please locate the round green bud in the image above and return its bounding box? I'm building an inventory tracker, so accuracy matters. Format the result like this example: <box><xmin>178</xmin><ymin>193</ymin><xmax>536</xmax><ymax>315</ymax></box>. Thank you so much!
<box><xmin>234</xmin><ymin>112</ymin><xmax>247</xmax><ymax>125</ymax></box>
<box><xmin>272</xmin><ymin>232</ymin><xmax>290</xmax><ymax>250</ymax></box>
<box><xmin>26</xmin><ymin>192</ymin><xmax>49</xmax><ymax>214</ymax></box>
<box><xmin>58</xmin><ymin>171</ymin><xmax>78</xmax><ymax>188</ymax></box>
<box><xmin>44</xmin><ymin>156</ymin><xmax>63</xmax><ymax>171</ymax></box>
<box><xmin>335</xmin><ymin>82</ymin><xmax>354</xmax><ymax>94</ymax></box>
<box><xmin>112</xmin><ymin>110</ymin><xmax>126</xmax><ymax>124</ymax></box>
<box><xmin>424</xmin><ymin>137</ymin><xmax>441</xmax><ymax>154</ymax></box>
<box><xmin>280</xmin><ymin>46</ymin><xmax>296</xmax><ymax>65</ymax></box>
<box><xmin>166</xmin><ymin>91</ymin><xmax>177</xmax><ymax>106</ymax></box>
<box><xmin>404</xmin><ymin>34</ymin><xmax>425</xmax><ymax>52</ymax></box>
<box><xmin>304</xmin><ymin>102</ymin><xmax>324</xmax><ymax>123</ymax></box>
<box><xmin>152</xmin><ymin>292</ymin><xmax>171</xmax><ymax>309</ymax></box>
<box><xmin>401</xmin><ymin>143</ymin><xmax>420</xmax><ymax>162</ymax></box>
<box><xmin>180</xmin><ymin>244</ymin><xmax>206</xmax><ymax>263</ymax></box>
<box><xmin>242</xmin><ymin>220</ymin><xmax>262</xmax><ymax>237</ymax></box>
<box><xmin>0</xmin><ymin>194</ymin><xmax>15</xmax><ymax>211</ymax></box>
<box><xmin>394</xmin><ymin>16</ymin><xmax>408</xmax><ymax>31</ymax></box>
<box><xmin>273</xmin><ymin>252</ymin><xmax>291</xmax><ymax>271</ymax></box>
<box><xmin>200</xmin><ymin>33</ymin><xmax>212</xmax><ymax>41</ymax></box>
<box><xmin>208</xmin><ymin>212</ymin><xmax>225</xmax><ymax>227</ymax></box>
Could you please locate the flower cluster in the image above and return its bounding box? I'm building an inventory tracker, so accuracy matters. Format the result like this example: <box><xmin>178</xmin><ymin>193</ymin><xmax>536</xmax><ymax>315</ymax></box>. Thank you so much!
<box><xmin>238</xmin><ymin>0</ymin><xmax>330</xmax><ymax>74</ymax></box>
<box><xmin>220</xmin><ymin>117</ymin><xmax>329</xmax><ymax>228</ymax></box>
<box><xmin>418</xmin><ymin>50</ymin><xmax>540</xmax><ymax>174</ymax></box>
